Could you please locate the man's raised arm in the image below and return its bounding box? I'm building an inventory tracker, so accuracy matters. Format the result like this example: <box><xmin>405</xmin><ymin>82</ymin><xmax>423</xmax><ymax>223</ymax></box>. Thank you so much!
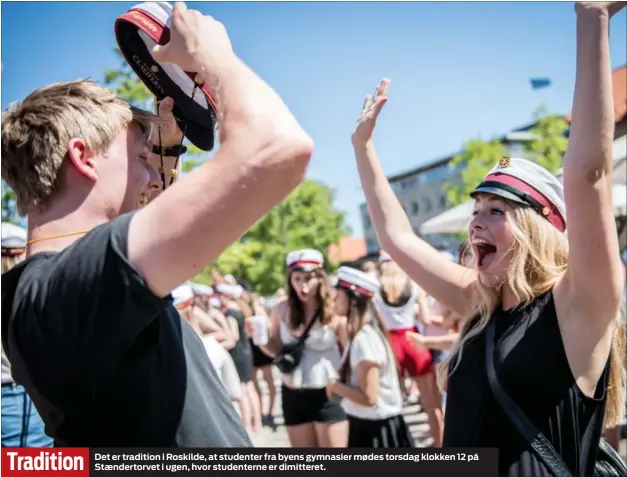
<box><xmin>128</xmin><ymin>3</ymin><xmax>314</xmax><ymax>297</ymax></box>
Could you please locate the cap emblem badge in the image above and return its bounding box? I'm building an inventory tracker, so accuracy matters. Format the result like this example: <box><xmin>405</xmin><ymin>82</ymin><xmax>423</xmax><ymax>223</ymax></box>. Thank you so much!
<box><xmin>498</xmin><ymin>157</ymin><xmax>511</xmax><ymax>168</ymax></box>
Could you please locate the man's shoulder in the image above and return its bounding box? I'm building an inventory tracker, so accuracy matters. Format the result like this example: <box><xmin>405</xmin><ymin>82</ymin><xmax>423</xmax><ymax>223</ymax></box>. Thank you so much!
<box><xmin>3</xmin><ymin>252</ymin><xmax>58</xmax><ymax>312</ymax></box>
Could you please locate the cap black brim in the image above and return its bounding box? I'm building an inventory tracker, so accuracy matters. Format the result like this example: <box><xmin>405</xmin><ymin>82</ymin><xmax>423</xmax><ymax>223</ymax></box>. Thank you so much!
<box><xmin>470</xmin><ymin>186</ymin><xmax>528</xmax><ymax>206</ymax></box>
<box><xmin>115</xmin><ymin>18</ymin><xmax>217</xmax><ymax>152</ymax></box>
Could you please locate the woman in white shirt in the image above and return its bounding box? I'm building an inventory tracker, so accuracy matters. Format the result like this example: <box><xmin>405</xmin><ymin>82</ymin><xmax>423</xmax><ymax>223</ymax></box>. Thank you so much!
<box><xmin>252</xmin><ymin>249</ymin><xmax>348</xmax><ymax>447</ymax></box>
<box><xmin>327</xmin><ymin>267</ymin><xmax>413</xmax><ymax>448</ymax></box>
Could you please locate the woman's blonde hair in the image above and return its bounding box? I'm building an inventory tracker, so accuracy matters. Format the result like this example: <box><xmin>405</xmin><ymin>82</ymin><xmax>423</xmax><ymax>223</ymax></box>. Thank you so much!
<box><xmin>2</xmin><ymin>253</ymin><xmax>25</xmax><ymax>273</ymax></box>
<box><xmin>379</xmin><ymin>261</ymin><xmax>410</xmax><ymax>304</ymax></box>
<box><xmin>437</xmin><ymin>203</ymin><xmax>626</xmax><ymax>428</ymax></box>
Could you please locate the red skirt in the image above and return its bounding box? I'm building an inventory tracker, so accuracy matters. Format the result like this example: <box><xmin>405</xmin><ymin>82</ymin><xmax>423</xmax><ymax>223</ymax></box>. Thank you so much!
<box><xmin>388</xmin><ymin>327</ymin><xmax>433</xmax><ymax>377</ymax></box>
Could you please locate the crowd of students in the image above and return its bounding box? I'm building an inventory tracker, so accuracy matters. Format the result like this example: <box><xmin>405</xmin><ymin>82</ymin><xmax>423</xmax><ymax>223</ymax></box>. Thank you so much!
<box><xmin>2</xmin><ymin>221</ymin><xmax>464</xmax><ymax>449</ymax></box>
<box><xmin>1</xmin><ymin>2</ymin><xmax>626</xmax><ymax>474</ymax></box>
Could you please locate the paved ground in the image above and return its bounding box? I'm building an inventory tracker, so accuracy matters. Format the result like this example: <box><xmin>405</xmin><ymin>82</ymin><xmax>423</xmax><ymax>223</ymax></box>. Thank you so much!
<box><xmin>250</xmin><ymin>374</ymin><xmax>430</xmax><ymax>448</ymax></box>
<box><xmin>249</xmin><ymin>370</ymin><xmax>627</xmax><ymax>463</ymax></box>
<box><xmin>248</xmin><ymin>368</ymin><xmax>437</xmax><ymax>448</ymax></box>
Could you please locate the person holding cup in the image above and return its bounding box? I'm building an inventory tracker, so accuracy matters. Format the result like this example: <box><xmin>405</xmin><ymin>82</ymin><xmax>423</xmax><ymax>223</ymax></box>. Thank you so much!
<box><xmin>248</xmin><ymin>249</ymin><xmax>348</xmax><ymax>447</ymax></box>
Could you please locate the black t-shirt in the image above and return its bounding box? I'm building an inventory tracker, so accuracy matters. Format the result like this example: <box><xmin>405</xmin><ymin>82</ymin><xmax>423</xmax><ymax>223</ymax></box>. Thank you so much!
<box><xmin>1</xmin><ymin>213</ymin><xmax>252</xmax><ymax>448</ymax></box>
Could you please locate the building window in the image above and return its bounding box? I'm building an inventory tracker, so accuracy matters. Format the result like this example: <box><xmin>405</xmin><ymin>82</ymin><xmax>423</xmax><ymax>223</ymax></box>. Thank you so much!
<box><xmin>411</xmin><ymin>201</ymin><xmax>419</xmax><ymax>216</ymax></box>
<box><xmin>423</xmin><ymin>198</ymin><xmax>432</xmax><ymax>213</ymax></box>
<box><xmin>440</xmin><ymin>195</ymin><xmax>448</xmax><ymax>209</ymax></box>
<box><xmin>421</xmin><ymin>164</ymin><xmax>453</xmax><ymax>184</ymax></box>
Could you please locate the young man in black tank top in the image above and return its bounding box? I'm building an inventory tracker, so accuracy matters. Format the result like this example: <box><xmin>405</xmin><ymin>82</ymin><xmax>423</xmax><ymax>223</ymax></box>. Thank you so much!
<box><xmin>351</xmin><ymin>3</ymin><xmax>626</xmax><ymax>474</ymax></box>
<box><xmin>1</xmin><ymin>2</ymin><xmax>313</xmax><ymax>447</ymax></box>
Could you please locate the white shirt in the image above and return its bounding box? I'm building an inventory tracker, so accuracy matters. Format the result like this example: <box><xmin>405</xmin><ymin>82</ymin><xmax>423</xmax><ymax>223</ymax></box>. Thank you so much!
<box><xmin>341</xmin><ymin>324</ymin><xmax>403</xmax><ymax>420</ymax></box>
<box><xmin>279</xmin><ymin>322</ymin><xmax>341</xmax><ymax>389</ymax></box>
<box><xmin>201</xmin><ymin>336</ymin><xmax>242</xmax><ymax>401</ymax></box>
<box><xmin>375</xmin><ymin>283</ymin><xmax>419</xmax><ymax>330</ymax></box>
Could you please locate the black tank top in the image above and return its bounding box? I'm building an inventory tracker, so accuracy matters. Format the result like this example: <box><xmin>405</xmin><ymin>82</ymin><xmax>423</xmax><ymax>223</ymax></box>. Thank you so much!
<box><xmin>225</xmin><ymin>308</ymin><xmax>251</xmax><ymax>364</ymax></box>
<box><xmin>443</xmin><ymin>291</ymin><xmax>609</xmax><ymax>477</ymax></box>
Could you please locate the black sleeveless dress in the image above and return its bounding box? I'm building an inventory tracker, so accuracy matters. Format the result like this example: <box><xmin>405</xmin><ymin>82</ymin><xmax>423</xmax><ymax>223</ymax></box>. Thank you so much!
<box><xmin>443</xmin><ymin>291</ymin><xmax>610</xmax><ymax>477</ymax></box>
<box><xmin>225</xmin><ymin>308</ymin><xmax>254</xmax><ymax>384</ymax></box>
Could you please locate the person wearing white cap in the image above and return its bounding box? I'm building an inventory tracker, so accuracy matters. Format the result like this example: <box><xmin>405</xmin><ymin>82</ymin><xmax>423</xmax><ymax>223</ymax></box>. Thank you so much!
<box><xmin>172</xmin><ymin>283</ymin><xmax>195</xmax><ymax>319</ymax></box>
<box><xmin>376</xmin><ymin>254</ymin><xmax>443</xmax><ymax>447</ymax></box>
<box><xmin>251</xmin><ymin>248</ymin><xmax>348</xmax><ymax>447</ymax></box>
<box><xmin>187</xmin><ymin>282</ymin><xmax>238</xmax><ymax>351</ymax></box>
<box><xmin>0</xmin><ymin>1</ymin><xmax>316</xmax><ymax>448</ymax></box>
<box><xmin>1</xmin><ymin>222</ymin><xmax>27</xmax><ymax>273</ymax></box>
<box><xmin>327</xmin><ymin>267</ymin><xmax>413</xmax><ymax>448</ymax></box>
<box><xmin>1</xmin><ymin>227</ymin><xmax>53</xmax><ymax>448</ymax></box>
<box><xmin>173</xmin><ymin>284</ymin><xmax>243</xmax><ymax>415</ymax></box>
<box><xmin>351</xmin><ymin>5</ymin><xmax>626</xmax><ymax>473</ymax></box>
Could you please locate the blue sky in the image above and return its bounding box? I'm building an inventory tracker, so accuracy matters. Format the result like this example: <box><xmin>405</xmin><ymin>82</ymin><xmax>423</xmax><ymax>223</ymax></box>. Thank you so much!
<box><xmin>2</xmin><ymin>2</ymin><xmax>626</xmax><ymax>238</ymax></box>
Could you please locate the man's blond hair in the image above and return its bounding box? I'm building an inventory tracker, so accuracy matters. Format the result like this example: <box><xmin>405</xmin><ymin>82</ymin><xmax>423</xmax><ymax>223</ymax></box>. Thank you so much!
<box><xmin>2</xmin><ymin>79</ymin><xmax>158</xmax><ymax>215</ymax></box>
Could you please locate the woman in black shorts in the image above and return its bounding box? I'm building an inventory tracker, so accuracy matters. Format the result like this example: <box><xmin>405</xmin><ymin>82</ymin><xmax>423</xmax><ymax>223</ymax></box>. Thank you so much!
<box><xmin>252</xmin><ymin>249</ymin><xmax>348</xmax><ymax>447</ymax></box>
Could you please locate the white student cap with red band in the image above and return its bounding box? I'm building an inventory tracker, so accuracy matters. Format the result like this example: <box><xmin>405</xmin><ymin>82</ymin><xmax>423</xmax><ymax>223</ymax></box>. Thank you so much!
<box><xmin>286</xmin><ymin>249</ymin><xmax>324</xmax><ymax>271</ymax></box>
<box><xmin>172</xmin><ymin>283</ymin><xmax>194</xmax><ymax>310</ymax></box>
<box><xmin>216</xmin><ymin>283</ymin><xmax>243</xmax><ymax>298</ymax></box>
<box><xmin>1</xmin><ymin>222</ymin><xmax>26</xmax><ymax>250</ymax></box>
<box><xmin>335</xmin><ymin>266</ymin><xmax>380</xmax><ymax>298</ymax></box>
<box><xmin>378</xmin><ymin>250</ymin><xmax>392</xmax><ymax>263</ymax></box>
<box><xmin>190</xmin><ymin>283</ymin><xmax>213</xmax><ymax>297</ymax></box>
<box><xmin>470</xmin><ymin>157</ymin><xmax>566</xmax><ymax>232</ymax></box>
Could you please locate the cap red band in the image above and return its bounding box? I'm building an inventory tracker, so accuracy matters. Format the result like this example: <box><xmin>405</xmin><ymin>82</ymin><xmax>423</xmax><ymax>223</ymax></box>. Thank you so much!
<box><xmin>288</xmin><ymin>260</ymin><xmax>322</xmax><ymax>269</ymax></box>
<box><xmin>117</xmin><ymin>9</ymin><xmax>218</xmax><ymax>112</ymax></box>
<box><xmin>174</xmin><ymin>298</ymin><xmax>193</xmax><ymax>310</ymax></box>
<box><xmin>483</xmin><ymin>173</ymin><xmax>566</xmax><ymax>232</ymax></box>
<box><xmin>1</xmin><ymin>247</ymin><xmax>25</xmax><ymax>257</ymax></box>
<box><xmin>336</xmin><ymin>279</ymin><xmax>374</xmax><ymax>297</ymax></box>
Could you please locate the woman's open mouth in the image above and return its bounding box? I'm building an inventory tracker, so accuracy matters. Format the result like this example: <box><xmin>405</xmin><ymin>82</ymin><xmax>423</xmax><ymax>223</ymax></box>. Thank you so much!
<box><xmin>473</xmin><ymin>239</ymin><xmax>497</xmax><ymax>270</ymax></box>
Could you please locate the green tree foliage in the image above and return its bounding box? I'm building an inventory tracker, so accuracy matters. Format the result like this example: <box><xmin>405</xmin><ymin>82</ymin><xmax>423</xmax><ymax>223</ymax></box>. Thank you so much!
<box><xmin>195</xmin><ymin>180</ymin><xmax>350</xmax><ymax>296</ymax></box>
<box><xmin>445</xmin><ymin>106</ymin><xmax>569</xmax><ymax>207</ymax></box>
<box><xmin>523</xmin><ymin>106</ymin><xmax>569</xmax><ymax>174</ymax></box>
<box><xmin>445</xmin><ymin>138</ymin><xmax>507</xmax><ymax>207</ymax></box>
